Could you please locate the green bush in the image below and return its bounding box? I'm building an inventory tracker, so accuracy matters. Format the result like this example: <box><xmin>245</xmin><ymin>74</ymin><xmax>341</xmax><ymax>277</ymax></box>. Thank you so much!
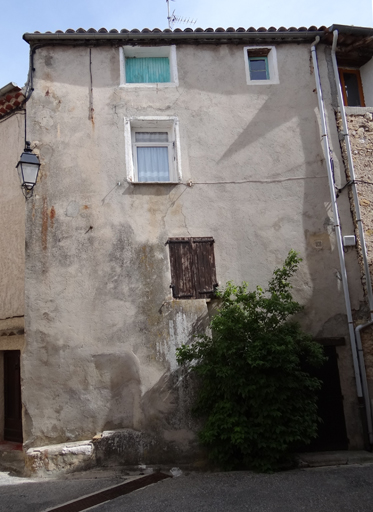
<box><xmin>176</xmin><ymin>250</ymin><xmax>325</xmax><ymax>472</ymax></box>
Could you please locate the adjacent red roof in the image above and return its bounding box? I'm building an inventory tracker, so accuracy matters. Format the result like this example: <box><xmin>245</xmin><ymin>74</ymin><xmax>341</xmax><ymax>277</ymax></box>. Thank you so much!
<box><xmin>0</xmin><ymin>83</ymin><xmax>25</xmax><ymax>119</ymax></box>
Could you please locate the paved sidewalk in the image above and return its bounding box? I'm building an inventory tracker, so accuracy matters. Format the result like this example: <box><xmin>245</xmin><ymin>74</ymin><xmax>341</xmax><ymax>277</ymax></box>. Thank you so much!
<box><xmin>1</xmin><ymin>463</ymin><xmax>373</xmax><ymax>512</ymax></box>
<box><xmin>95</xmin><ymin>464</ymin><xmax>373</xmax><ymax>512</ymax></box>
<box><xmin>0</xmin><ymin>469</ymin><xmax>125</xmax><ymax>512</ymax></box>
<box><xmin>0</xmin><ymin>458</ymin><xmax>373</xmax><ymax>512</ymax></box>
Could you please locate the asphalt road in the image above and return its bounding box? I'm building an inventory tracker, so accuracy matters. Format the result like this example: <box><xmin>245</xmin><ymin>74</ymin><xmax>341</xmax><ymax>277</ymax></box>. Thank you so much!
<box><xmin>1</xmin><ymin>464</ymin><xmax>373</xmax><ymax>512</ymax></box>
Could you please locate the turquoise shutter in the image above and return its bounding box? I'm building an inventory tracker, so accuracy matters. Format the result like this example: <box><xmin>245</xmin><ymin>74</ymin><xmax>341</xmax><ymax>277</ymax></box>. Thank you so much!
<box><xmin>249</xmin><ymin>57</ymin><xmax>269</xmax><ymax>80</ymax></box>
<box><xmin>126</xmin><ymin>57</ymin><xmax>171</xmax><ymax>83</ymax></box>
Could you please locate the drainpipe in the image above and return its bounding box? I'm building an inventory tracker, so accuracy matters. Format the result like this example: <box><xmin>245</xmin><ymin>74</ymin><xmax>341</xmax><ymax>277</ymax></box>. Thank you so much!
<box><xmin>311</xmin><ymin>37</ymin><xmax>371</xmax><ymax>448</ymax></box>
<box><xmin>331</xmin><ymin>29</ymin><xmax>373</xmax><ymax>447</ymax></box>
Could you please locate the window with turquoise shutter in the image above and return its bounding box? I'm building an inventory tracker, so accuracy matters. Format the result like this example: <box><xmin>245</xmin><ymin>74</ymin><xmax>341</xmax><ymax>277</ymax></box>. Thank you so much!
<box><xmin>126</xmin><ymin>57</ymin><xmax>171</xmax><ymax>83</ymax></box>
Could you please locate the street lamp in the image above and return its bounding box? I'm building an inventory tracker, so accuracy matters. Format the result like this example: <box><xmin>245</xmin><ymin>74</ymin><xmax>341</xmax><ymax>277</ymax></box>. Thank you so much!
<box><xmin>16</xmin><ymin>141</ymin><xmax>40</xmax><ymax>196</ymax></box>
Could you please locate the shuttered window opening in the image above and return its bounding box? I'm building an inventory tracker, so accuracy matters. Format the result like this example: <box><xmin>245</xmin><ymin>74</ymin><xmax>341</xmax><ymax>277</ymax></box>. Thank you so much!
<box><xmin>167</xmin><ymin>237</ymin><xmax>217</xmax><ymax>299</ymax></box>
<box><xmin>125</xmin><ymin>57</ymin><xmax>171</xmax><ymax>83</ymax></box>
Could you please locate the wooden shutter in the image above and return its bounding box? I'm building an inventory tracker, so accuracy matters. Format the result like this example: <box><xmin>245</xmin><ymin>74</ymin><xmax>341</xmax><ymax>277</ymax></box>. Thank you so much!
<box><xmin>168</xmin><ymin>237</ymin><xmax>217</xmax><ymax>299</ymax></box>
<box><xmin>168</xmin><ymin>238</ymin><xmax>195</xmax><ymax>298</ymax></box>
<box><xmin>192</xmin><ymin>238</ymin><xmax>217</xmax><ymax>299</ymax></box>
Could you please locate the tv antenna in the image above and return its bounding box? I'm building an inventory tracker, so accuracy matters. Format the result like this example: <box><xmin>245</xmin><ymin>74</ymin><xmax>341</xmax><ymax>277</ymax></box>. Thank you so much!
<box><xmin>166</xmin><ymin>0</ymin><xmax>196</xmax><ymax>29</ymax></box>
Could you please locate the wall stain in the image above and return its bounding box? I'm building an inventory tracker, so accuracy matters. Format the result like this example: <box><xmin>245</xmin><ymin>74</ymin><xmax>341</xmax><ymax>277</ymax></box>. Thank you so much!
<box><xmin>42</xmin><ymin>198</ymin><xmax>48</xmax><ymax>251</ymax></box>
<box><xmin>50</xmin><ymin>206</ymin><xmax>56</xmax><ymax>228</ymax></box>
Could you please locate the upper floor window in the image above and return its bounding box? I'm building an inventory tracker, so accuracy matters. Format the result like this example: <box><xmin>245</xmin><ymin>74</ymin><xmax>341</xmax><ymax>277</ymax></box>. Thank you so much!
<box><xmin>339</xmin><ymin>68</ymin><xmax>365</xmax><ymax>107</ymax></box>
<box><xmin>248</xmin><ymin>56</ymin><xmax>269</xmax><ymax>80</ymax></box>
<box><xmin>120</xmin><ymin>46</ymin><xmax>178</xmax><ymax>87</ymax></box>
<box><xmin>125</xmin><ymin>116</ymin><xmax>182</xmax><ymax>183</ymax></box>
<box><xmin>244</xmin><ymin>46</ymin><xmax>279</xmax><ymax>85</ymax></box>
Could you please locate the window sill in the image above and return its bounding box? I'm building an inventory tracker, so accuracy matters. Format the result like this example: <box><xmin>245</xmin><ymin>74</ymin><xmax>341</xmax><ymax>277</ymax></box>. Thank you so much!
<box><xmin>246</xmin><ymin>79</ymin><xmax>279</xmax><ymax>85</ymax></box>
<box><xmin>119</xmin><ymin>82</ymin><xmax>178</xmax><ymax>89</ymax></box>
<box><xmin>171</xmin><ymin>298</ymin><xmax>212</xmax><ymax>303</ymax></box>
<box><xmin>344</xmin><ymin>106</ymin><xmax>373</xmax><ymax>114</ymax></box>
<box><xmin>128</xmin><ymin>181</ymin><xmax>181</xmax><ymax>185</ymax></box>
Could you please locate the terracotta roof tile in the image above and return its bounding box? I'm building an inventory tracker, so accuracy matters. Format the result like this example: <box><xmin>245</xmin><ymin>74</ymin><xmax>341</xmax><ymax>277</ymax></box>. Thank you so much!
<box><xmin>0</xmin><ymin>87</ymin><xmax>25</xmax><ymax>119</ymax></box>
<box><xmin>26</xmin><ymin>25</ymin><xmax>331</xmax><ymax>35</ymax></box>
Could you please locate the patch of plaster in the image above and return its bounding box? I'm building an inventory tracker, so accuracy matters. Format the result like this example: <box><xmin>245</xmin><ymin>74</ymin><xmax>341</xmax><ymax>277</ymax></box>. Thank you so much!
<box><xmin>66</xmin><ymin>201</ymin><xmax>80</xmax><ymax>218</ymax></box>
<box><xmin>167</xmin><ymin>311</ymin><xmax>192</xmax><ymax>372</ymax></box>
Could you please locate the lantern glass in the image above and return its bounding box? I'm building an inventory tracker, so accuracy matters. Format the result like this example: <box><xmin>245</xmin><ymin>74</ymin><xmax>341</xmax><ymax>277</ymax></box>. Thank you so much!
<box><xmin>21</xmin><ymin>162</ymin><xmax>39</xmax><ymax>189</ymax></box>
<box><xmin>16</xmin><ymin>143</ymin><xmax>41</xmax><ymax>193</ymax></box>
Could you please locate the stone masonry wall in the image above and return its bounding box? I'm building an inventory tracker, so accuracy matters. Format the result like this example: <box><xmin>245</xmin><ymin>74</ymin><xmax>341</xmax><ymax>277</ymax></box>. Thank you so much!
<box><xmin>337</xmin><ymin>112</ymin><xmax>373</xmax><ymax>382</ymax></box>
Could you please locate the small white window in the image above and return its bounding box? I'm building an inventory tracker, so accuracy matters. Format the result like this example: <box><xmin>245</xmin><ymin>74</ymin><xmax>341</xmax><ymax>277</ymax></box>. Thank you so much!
<box><xmin>125</xmin><ymin>117</ymin><xmax>182</xmax><ymax>183</ymax></box>
<box><xmin>244</xmin><ymin>46</ymin><xmax>279</xmax><ymax>85</ymax></box>
<box><xmin>120</xmin><ymin>46</ymin><xmax>178</xmax><ymax>88</ymax></box>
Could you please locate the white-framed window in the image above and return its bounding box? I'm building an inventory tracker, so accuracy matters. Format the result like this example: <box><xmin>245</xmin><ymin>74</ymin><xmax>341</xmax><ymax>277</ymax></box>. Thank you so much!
<box><xmin>244</xmin><ymin>46</ymin><xmax>279</xmax><ymax>85</ymax></box>
<box><xmin>120</xmin><ymin>46</ymin><xmax>178</xmax><ymax>88</ymax></box>
<box><xmin>124</xmin><ymin>116</ymin><xmax>182</xmax><ymax>183</ymax></box>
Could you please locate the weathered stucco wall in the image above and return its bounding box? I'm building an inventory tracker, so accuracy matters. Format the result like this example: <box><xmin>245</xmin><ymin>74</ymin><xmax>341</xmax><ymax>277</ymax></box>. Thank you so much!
<box><xmin>23</xmin><ymin>42</ymin><xmax>364</xmax><ymax>455</ymax></box>
<box><xmin>0</xmin><ymin>107</ymin><xmax>25</xmax><ymax>442</ymax></box>
<box><xmin>0</xmin><ymin>112</ymin><xmax>25</xmax><ymax>321</ymax></box>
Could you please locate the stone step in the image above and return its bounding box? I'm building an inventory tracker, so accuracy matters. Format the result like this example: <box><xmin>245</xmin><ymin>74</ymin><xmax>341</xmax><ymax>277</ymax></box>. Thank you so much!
<box><xmin>0</xmin><ymin>446</ymin><xmax>25</xmax><ymax>476</ymax></box>
<box><xmin>298</xmin><ymin>450</ymin><xmax>373</xmax><ymax>468</ymax></box>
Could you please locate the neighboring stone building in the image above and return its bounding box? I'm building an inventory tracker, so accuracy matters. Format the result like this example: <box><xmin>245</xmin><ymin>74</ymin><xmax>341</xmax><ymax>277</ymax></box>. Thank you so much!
<box><xmin>0</xmin><ymin>83</ymin><xmax>26</xmax><ymax>447</ymax></box>
<box><xmin>333</xmin><ymin>28</ymin><xmax>373</xmax><ymax>434</ymax></box>
<box><xmin>1</xmin><ymin>24</ymin><xmax>373</xmax><ymax>475</ymax></box>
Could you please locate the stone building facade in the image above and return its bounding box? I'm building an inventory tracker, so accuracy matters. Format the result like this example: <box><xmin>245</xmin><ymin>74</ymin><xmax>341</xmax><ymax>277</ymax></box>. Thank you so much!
<box><xmin>0</xmin><ymin>83</ymin><xmax>26</xmax><ymax>447</ymax></box>
<box><xmin>1</xmin><ymin>24</ymin><xmax>373</xmax><ymax>474</ymax></box>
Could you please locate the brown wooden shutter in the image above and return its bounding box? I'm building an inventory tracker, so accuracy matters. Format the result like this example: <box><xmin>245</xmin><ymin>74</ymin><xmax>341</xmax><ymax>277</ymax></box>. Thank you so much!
<box><xmin>168</xmin><ymin>237</ymin><xmax>217</xmax><ymax>300</ymax></box>
<box><xmin>168</xmin><ymin>238</ymin><xmax>195</xmax><ymax>298</ymax></box>
<box><xmin>192</xmin><ymin>238</ymin><xmax>217</xmax><ymax>299</ymax></box>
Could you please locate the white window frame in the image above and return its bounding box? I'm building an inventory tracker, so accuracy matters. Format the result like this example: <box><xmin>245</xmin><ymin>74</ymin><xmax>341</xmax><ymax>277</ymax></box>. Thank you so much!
<box><xmin>120</xmin><ymin>45</ymin><xmax>179</xmax><ymax>88</ymax></box>
<box><xmin>124</xmin><ymin>116</ymin><xmax>182</xmax><ymax>183</ymax></box>
<box><xmin>244</xmin><ymin>46</ymin><xmax>279</xmax><ymax>85</ymax></box>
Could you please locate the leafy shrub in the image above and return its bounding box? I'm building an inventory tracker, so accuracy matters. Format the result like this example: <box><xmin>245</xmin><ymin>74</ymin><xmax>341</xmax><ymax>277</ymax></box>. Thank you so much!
<box><xmin>176</xmin><ymin>250</ymin><xmax>325</xmax><ymax>472</ymax></box>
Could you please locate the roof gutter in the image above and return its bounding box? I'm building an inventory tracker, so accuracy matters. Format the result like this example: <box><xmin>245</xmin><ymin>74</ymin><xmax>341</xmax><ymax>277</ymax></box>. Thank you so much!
<box><xmin>329</xmin><ymin>24</ymin><xmax>373</xmax><ymax>37</ymax></box>
<box><xmin>23</xmin><ymin>30</ymin><xmax>325</xmax><ymax>44</ymax></box>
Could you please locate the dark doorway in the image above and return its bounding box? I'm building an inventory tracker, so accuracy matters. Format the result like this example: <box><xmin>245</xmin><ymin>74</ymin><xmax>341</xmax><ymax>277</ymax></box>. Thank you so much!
<box><xmin>305</xmin><ymin>345</ymin><xmax>348</xmax><ymax>451</ymax></box>
<box><xmin>4</xmin><ymin>351</ymin><xmax>23</xmax><ymax>442</ymax></box>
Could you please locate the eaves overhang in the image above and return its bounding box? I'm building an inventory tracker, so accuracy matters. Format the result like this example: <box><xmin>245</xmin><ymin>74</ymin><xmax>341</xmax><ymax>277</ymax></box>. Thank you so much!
<box><xmin>23</xmin><ymin>26</ymin><xmax>327</xmax><ymax>46</ymax></box>
<box><xmin>0</xmin><ymin>82</ymin><xmax>20</xmax><ymax>97</ymax></box>
<box><xmin>324</xmin><ymin>25</ymin><xmax>373</xmax><ymax>67</ymax></box>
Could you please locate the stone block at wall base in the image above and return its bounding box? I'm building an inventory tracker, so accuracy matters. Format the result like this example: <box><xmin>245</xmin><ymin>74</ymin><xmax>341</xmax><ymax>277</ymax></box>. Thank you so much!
<box><xmin>25</xmin><ymin>429</ymin><xmax>206</xmax><ymax>477</ymax></box>
<box><xmin>94</xmin><ymin>428</ymin><xmax>205</xmax><ymax>468</ymax></box>
<box><xmin>25</xmin><ymin>440</ymin><xmax>96</xmax><ymax>477</ymax></box>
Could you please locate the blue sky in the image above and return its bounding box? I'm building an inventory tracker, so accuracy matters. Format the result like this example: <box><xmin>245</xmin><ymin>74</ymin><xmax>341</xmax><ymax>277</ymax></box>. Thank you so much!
<box><xmin>1</xmin><ymin>0</ymin><xmax>372</xmax><ymax>88</ymax></box>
